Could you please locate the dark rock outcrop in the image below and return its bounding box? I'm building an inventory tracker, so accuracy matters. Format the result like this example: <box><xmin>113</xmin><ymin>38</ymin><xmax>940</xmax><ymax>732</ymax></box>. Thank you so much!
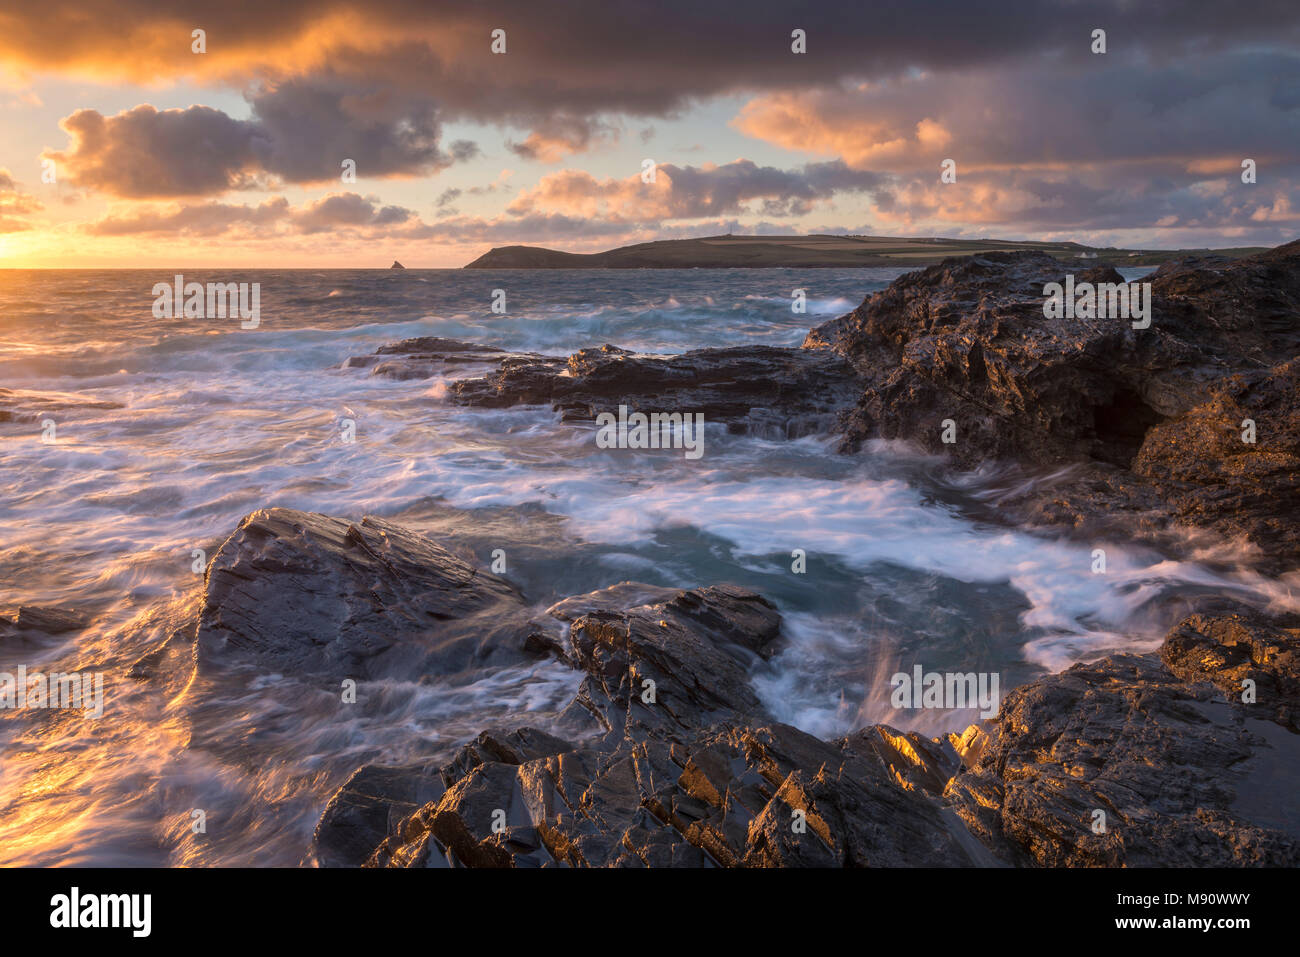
<box><xmin>0</xmin><ymin>605</ymin><xmax>89</xmax><ymax>643</ymax></box>
<box><xmin>0</xmin><ymin>387</ymin><xmax>123</xmax><ymax>424</ymax></box>
<box><xmin>1132</xmin><ymin>356</ymin><xmax>1300</xmax><ymax>565</ymax></box>
<box><xmin>282</xmin><ymin>504</ymin><xmax>1299</xmax><ymax>867</ymax></box>
<box><xmin>309</xmin><ymin>241</ymin><xmax>1300</xmax><ymax>866</ymax></box>
<box><xmin>195</xmin><ymin>508</ymin><xmax>538</xmax><ymax>681</ymax></box>
<box><xmin>803</xmin><ymin>240</ymin><xmax>1300</xmax><ymax>569</ymax></box>
<box><xmin>347</xmin><ymin>339</ymin><xmax>861</xmax><ymax>438</ymax></box>
<box><xmin>946</xmin><ymin>645</ymin><xmax>1300</xmax><ymax>867</ymax></box>
<box><xmin>311</xmin><ymin>571</ymin><xmax>986</xmax><ymax>868</ymax></box>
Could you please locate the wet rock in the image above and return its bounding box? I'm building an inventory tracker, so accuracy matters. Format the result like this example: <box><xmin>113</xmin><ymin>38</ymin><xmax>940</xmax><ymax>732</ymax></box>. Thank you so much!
<box><xmin>6</xmin><ymin>605</ymin><xmax>89</xmax><ymax>635</ymax></box>
<box><xmin>319</xmin><ymin>575</ymin><xmax>981</xmax><ymax>868</ymax></box>
<box><xmin>325</xmin><ymin>603</ymin><xmax>1300</xmax><ymax>868</ymax></box>
<box><xmin>364</xmin><ymin>721</ymin><xmax>979</xmax><ymax>869</ymax></box>
<box><xmin>559</xmin><ymin>582</ymin><xmax>784</xmax><ymax>733</ymax></box>
<box><xmin>0</xmin><ymin>387</ymin><xmax>123</xmax><ymax>425</ymax></box>
<box><xmin>1161</xmin><ymin>612</ymin><xmax>1300</xmax><ymax>730</ymax></box>
<box><xmin>348</xmin><ymin>338</ymin><xmax>861</xmax><ymax>438</ymax></box>
<box><xmin>340</xmin><ymin>337</ymin><xmax>506</xmax><ymax>380</ymax></box>
<box><xmin>195</xmin><ymin>507</ymin><xmax>537</xmax><ymax>681</ymax></box>
<box><xmin>805</xmin><ymin>241</ymin><xmax>1300</xmax><ymax>568</ymax></box>
<box><xmin>1133</xmin><ymin>356</ymin><xmax>1300</xmax><ymax>568</ymax></box>
<box><xmin>945</xmin><ymin>637</ymin><xmax>1300</xmax><ymax>867</ymax></box>
<box><xmin>312</xmin><ymin>759</ymin><xmax>447</xmax><ymax>868</ymax></box>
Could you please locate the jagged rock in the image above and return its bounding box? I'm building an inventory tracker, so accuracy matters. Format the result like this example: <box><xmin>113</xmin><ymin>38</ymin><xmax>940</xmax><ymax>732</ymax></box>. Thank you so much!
<box><xmin>558</xmin><ymin>582</ymin><xmax>783</xmax><ymax>733</ymax></box>
<box><xmin>945</xmin><ymin>640</ymin><xmax>1300</xmax><ymax>867</ymax></box>
<box><xmin>363</xmin><ymin>722</ymin><xmax>980</xmax><ymax>869</ymax></box>
<box><xmin>195</xmin><ymin>507</ymin><xmax>537</xmax><ymax>680</ymax></box>
<box><xmin>317</xmin><ymin>605</ymin><xmax>1300</xmax><ymax>868</ymax></box>
<box><xmin>0</xmin><ymin>387</ymin><xmax>123</xmax><ymax>424</ymax></box>
<box><xmin>347</xmin><ymin>338</ymin><xmax>861</xmax><ymax>438</ymax></box>
<box><xmin>317</xmin><ymin>577</ymin><xmax>982</xmax><ymax>868</ymax></box>
<box><xmin>312</xmin><ymin>759</ymin><xmax>447</xmax><ymax>868</ymax></box>
<box><xmin>1161</xmin><ymin>612</ymin><xmax>1300</xmax><ymax>730</ymax></box>
<box><xmin>340</xmin><ymin>337</ymin><xmax>506</xmax><ymax>380</ymax></box>
<box><xmin>313</xmin><ymin>727</ymin><xmax>573</xmax><ymax>867</ymax></box>
<box><xmin>804</xmin><ymin>241</ymin><xmax>1300</xmax><ymax>568</ymax></box>
<box><xmin>1133</xmin><ymin>356</ymin><xmax>1300</xmax><ymax>567</ymax></box>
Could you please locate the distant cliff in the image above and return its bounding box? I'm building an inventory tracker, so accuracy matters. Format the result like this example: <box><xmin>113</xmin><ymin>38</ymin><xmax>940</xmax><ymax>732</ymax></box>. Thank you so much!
<box><xmin>463</xmin><ymin>234</ymin><xmax>1263</xmax><ymax>269</ymax></box>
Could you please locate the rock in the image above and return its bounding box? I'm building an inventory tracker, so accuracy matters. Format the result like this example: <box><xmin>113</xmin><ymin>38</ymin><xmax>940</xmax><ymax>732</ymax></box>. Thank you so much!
<box><xmin>319</xmin><ymin>597</ymin><xmax>1300</xmax><ymax>867</ymax></box>
<box><xmin>312</xmin><ymin>759</ymin><xmax>447</xmax><ymax>868</ymax></box>
<box><xmin>8</xmin><ymin>605</ymin><xmax>89</xmax><ymax>635</ymax></box>
<box><xmin>945</xmin><ymin>635</ymin><xmax>1300</xmax><ymax>867</ymax></box>
<box><xmin>348</xmin><ymin>338</ymin><xmax>861</xmax><ymax>439</ymax></box>
<box><xmin>1132</xmin><ymin>356</ymin><xmax>1300</xmax><ymax>568</ymax></box>
<box><xmin>1161</xmin><ymin>612</ymin><xmax>1300</xmax><ymax>730</ymax></box>
<box><xmin>340</xmin><ymin>337</ymin><xmax>506</xmax><ymax>380</ymax></box>
<box><xmin>390</xmin><ymin>261</ymin><xmax>405</xmax><ymax>269</ymax></box>
<box><xmin>316</xmin><ymin>575</ymin><xmax>982</xmax><ymax>868</ymax></box>
<box><xmin>312</xmin><ymin>726</ymin><xmax>574</xmax><ymax>867</ymax></box>
<box><xmin>364</xmin><ymin>722</ymin><xmax>980</xmax><ymax>868</ymax></box>
<box><xmin>0</xmin><ymin>387</ymin><xmax>123</xmax><ymax>425</ymax></box>
<box><xmin>195</xmin><ymin>507</ymin><xmax>538</xmax><ymax>681</ymax></box>
<box><xmin>804</xmin><ymin>241</ymin><xmax>1300</xmax><ymax>569</ymax></box>
<box><xmin>560</xmin><ymin>583</ymin><xmax>783</xmax><ymax>733</ymax></box>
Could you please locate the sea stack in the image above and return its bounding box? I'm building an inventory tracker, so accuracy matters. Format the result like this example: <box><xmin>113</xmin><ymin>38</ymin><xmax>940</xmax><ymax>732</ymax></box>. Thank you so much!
<box><xmin>390</xmin><ymin>260</ymin><xmax>405</xmax><ymax>269</ymax></box>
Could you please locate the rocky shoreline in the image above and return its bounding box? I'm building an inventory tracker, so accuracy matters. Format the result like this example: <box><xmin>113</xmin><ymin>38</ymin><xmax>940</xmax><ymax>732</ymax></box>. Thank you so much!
<box><xmin>170</xmin><ymin>505</ymin><xmax>1294</xmax><ymax>869</ymax></box>
<box><xmin>111</xmin><ymin>241</ymin><xmax>1300</xmax><ymax>866</ymax></box>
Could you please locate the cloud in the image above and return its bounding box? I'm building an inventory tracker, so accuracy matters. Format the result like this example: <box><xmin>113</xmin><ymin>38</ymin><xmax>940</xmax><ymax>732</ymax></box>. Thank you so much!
<box><xmin>732</xmin><ymin>52</ymin><xmax>1300</xmax><ymax>242</ymax></box>
<box><xmin>9</xmin><ymin>2</ymin><xmax>1300</xmax><ymax>172</ymax></box>
<box><xmin>4</xmin><ymin>2</ymin><xmax>1298</xmax><ymax>109</ymax></box>
<box><xmin>507</xmin><ymin>159</ymin><xmax>885</xmax><ymax>221</ymax></box>
<box><xmin>290</xmin><ymin>192</ymin><xmax>413</xmax><ymax>233</ymax></box>
<box><xmin>44</xmin><ymin>81</ymin><xmax>479</xmax><ymax>198</ymax></box>
<box><xmin>0</xmin><ymin>169</ymin><xmax>43</xmax><ymax>232</ymax></box>
<box><xmin>12</xmin><ymin>2</ymin><xmax>1300</xmax><ymax>246</ymax></box>
<box><xmin>87</xmin><ymin>197</ymin><xmax>290</xmax><ymax>236</ymax></box>
<box><xmin>84</xmin><ymin>192</ymin><xmax>417</xmax><ymax>237</ymax></box>
<box><xmin>507</xmin><ymin>115</ymin><xmax>621</xmax><ymax>162</ymax></box>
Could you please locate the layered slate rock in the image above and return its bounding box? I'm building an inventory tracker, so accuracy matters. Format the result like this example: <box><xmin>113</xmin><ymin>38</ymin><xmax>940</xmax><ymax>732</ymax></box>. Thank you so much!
<box><xmin>195</xmin><ymin>507</ymin><xmax>537</xmax><ymax>681</ymax></box>
<box><xmin>1160</xmin><ymin>611</ymin><xmax>1300</xmax><ymax>731</ymax></box>
<box><xmin>0</xmin><ymin>386</ymin><xmax>123</xmax><ymax>424</ymax></box>
<box><xmin>347</xmin><ymin>339</ymin><xmax>861</xmax><ymax>438</ymax></box>
<box><xmin>803</xmin><ymin>241</ymin><xmax>1300</xmax><ymax>569</ymax></box>
<box><xmin>340</xmin><ymin>336</ymin><xmax>506</xmax><ymax>381</ymax></box>
<box><xmin>313</xmin><ymin>602</ymin><xmax>1300</xmax><ymax>868</ymax></box>
<box><xmin>553</xmin><ymin>582</ymin><xmax>784</xmax><ymax>733</ymax></box>
<box><xmin>945</xmin><ymin>643</ymin><xmax>1300</xmax><ymax>867</ymax></box>
<box><xmin>313</xmin><ymin>576</ymin><xmax>983</xmax><ymax>868</ymax></box>
<box><xmin>1132</xmin><ymin>356</ymin><xmax>1300</xmax><ymax>566</ymax></box>
<box><xmin>359</xmin><ymin>720</ymin><xmax>981</xmax><ymax>869</ymax></box>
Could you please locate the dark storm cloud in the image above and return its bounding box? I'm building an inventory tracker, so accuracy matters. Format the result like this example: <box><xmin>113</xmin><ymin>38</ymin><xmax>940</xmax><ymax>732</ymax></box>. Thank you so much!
<box><xmin>15</xmin><ymin>1</ymin><xmax>1300</xmax><ymax>239</ymax></box>
<box><xmin>6</xmin><ymin>2</ymin><xmax>1300</xmax><ymax>114</ymax></box>
<box><xmin>44</xmin><ymin>83</ymin><xmax>478</xmax><ymax>198</ymax></box>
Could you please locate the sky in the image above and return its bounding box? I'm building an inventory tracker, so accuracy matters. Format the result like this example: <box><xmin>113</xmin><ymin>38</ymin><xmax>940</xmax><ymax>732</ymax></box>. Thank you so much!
<box><xmin>0</xmin><ymin>0</ymin><xmax>1298</xmax><ymax>267</ymax></box>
